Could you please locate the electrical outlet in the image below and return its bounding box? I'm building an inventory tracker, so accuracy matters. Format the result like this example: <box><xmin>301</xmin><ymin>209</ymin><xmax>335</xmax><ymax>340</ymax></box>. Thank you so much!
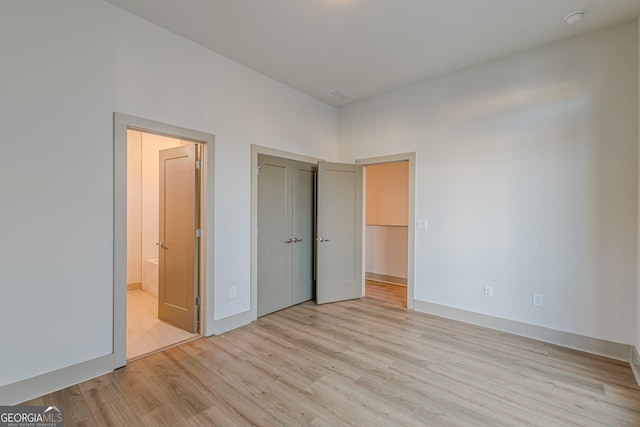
<box><xmin>229</xmin><ymin>286</ymin><xmax>237</xmax><ymax>299</ymax></box>
<box><xmin>484</xmin><ymin>286</ymin><xmax>493</xmax><ymax>298</ymax></box>
<box><xmin>533</xmin><ymin>293</ymin><xmax>543</xmax><ymax>307</ymax></box>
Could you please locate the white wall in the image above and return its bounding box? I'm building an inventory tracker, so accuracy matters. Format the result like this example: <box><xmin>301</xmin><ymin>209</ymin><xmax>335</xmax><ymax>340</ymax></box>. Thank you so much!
<box><xmin>366</xmin><ymin>161</ymin><xmax>409</xmax><ymax>226</ymax></box>
<box><xmin>0</xmin><ymin>0</ymin><xmax>337</xmax><ymax>388</ymax></box>
<box><xmin>339</xmin><ymin>22</ymin><xmax>638</xmax><ymax>345</ymax></box>
<box><xmin>365</xmin><ymin>225</ymin><xmax>408</xmax><ymax>280</ymax></box>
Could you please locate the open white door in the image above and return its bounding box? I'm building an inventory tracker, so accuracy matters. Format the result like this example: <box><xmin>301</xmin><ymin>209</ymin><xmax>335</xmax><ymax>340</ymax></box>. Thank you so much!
<box><xmin>316</xmin><ymin>161</ymin><xmax>363</xmax><ymax>304</ymax></box>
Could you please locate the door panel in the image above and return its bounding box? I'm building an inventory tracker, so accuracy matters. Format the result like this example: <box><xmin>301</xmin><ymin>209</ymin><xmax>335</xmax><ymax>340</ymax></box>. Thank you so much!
<box><xmin>158</xmin><ymin>145</ymin><xmax>198</xmax><ymax>332</ymax></box>
<box><xmin>292</xmin><ymin>161</ymin><xmax>316</xmax><ymax>304</ymax></box>
<box><xmin>316</xmin><ymin>161</ymin><xmax>363</xmax><ymax>304</ymax></box>
<box><xmin>257</xmin><ymin>155</ymin><xmax>293</xmax><ymax>316</ymax></box>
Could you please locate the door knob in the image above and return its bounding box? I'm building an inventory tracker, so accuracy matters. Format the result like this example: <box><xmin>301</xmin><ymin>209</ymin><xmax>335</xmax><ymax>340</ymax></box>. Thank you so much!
<box><xmin>294</xmin><ymin>238</ymin><xmax>303</xmax><ymax>243</ymax></box>
<box><xmin>156</xmin><ymin>241</ymin><xmax>168</xmax><ymax>249</ymax></box>
<box><xmin>284</xmin><ymin>238</ymin><xmax>293</xmax><ymax>244</ymax></box>
<box><xmin>317</xmin><ymin>237</ymin><xmax>330</xmax><ymax>242</ymax></box>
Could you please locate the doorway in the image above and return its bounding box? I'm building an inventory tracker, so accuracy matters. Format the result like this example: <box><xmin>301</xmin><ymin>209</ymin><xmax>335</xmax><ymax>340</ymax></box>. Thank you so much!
<box><xmin>252</xmin><ymin>149</ymin><xmax>365</xmax><ymax>316</ymax></box>
<box><xmin>125</xmin><ymin>130</ymin><xmax>200</xmax><ymax>360</ymax></box>
<box><xmin>113</xmin><ymin>113</ymin><xmax>215</xmax><ymax>369</ymax></box>
<box><xmin>363</xmin><ymin>161</ymin><xmax>409</xmax><ymax>308</ymax></box>
<box><xmin>357</xmin><ymin>153</ymin><xmax>415</xmax><ymax>310</ymax></box>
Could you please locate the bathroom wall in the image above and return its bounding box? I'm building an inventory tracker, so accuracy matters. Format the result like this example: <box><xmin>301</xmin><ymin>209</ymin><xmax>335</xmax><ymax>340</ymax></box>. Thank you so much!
<box><xmin>126</xmin><ymin>130</ymin><xmax>142</xmax><ymax>286</ymax></box>
<box><xmin>126</xmin><ymin>129</ymin><xmax>191</xmax><ymax>295</ymax></box>
<box><xmin>365</xmin><ymin>162</ymin><xmax>409</xmax><ymax>283</ymax></box>
<box><xmin>140</xmin><ymin>133</ymin><xmax>183</xmax><ymax>295</ymax></box>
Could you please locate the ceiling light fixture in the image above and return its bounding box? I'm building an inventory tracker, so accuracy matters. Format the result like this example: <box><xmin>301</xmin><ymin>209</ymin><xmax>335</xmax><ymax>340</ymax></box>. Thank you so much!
<box><xmin>565</xmin><ymin>10</ymin><xmax>586</xmax><ymax>25</ymax></box>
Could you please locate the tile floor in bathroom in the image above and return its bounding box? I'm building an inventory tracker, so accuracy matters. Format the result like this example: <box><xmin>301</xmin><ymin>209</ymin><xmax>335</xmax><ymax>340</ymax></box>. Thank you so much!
<box><xmin>126</xmin><ymin>289</ymin><xmax>199</xmax><ymax>361</ymax></box>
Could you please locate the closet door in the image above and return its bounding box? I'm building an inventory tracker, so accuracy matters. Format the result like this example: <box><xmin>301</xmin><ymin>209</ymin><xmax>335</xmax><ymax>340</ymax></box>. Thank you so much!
<box><xmin>292</xmin><ymin>161</ymin><xmax>316</xmax><ymax>304</ymax></box>
<box><xmin>257</xmin><ymin>155</ymin><xmax>293</xmax><ymax>316</ymax></box>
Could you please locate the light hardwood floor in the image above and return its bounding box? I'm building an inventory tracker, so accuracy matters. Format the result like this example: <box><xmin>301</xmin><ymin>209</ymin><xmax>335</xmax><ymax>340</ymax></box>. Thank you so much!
<box><xmin>26</xmin><ymin>285</ymin><xmax>640</xmax><ymax>426</ymax></box>
<box><xmin>366</xmin><ymin>279</ymin><xmax>407</xmax><ymax>307</ymax></box>
<box><xmin>127</xmin><ymin>290</ymin><xmax>198</xmax><ymax>361</ymax></box>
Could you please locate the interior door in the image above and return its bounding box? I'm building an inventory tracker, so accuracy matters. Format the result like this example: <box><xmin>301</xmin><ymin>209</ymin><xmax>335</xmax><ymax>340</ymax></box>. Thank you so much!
<box><xmin>158</xmin><ymin>145</ymin><xmax>198</xmax><ymax>332</ymax></box>
<box><xmin>257</xmin><ymin>155</ymin><xmax>293</xmax><ymax>316</ymax></box>
<box><xmin>316</xmin><ymin>161</ymin><xmax>363</xmax><ymax>304</ymax></box>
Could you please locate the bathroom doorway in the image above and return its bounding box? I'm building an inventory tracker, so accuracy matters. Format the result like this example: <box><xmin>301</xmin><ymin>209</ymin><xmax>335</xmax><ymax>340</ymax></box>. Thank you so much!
<box><xmin>125</xmin><ymin>129</ymin><xmax>200</xmax><ymax>361</ymax></box>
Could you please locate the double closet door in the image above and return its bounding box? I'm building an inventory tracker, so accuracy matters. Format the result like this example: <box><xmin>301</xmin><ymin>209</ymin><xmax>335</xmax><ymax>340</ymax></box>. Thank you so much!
<box><xmin>258</xmin><ymin>155</ymin><xmax>316</xmax><ymax>316</ymax></box>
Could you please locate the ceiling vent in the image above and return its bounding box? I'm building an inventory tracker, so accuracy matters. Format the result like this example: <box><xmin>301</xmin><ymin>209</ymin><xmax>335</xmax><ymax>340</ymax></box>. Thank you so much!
<box><xmin>328</xmin><ymin>89</ymin><xmax>351</xmax><ymax>102</ymax></box>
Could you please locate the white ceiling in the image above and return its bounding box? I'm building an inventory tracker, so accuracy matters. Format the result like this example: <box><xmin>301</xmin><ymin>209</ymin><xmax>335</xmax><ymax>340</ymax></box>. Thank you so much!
<box><xmin>104</xmin><ymin>0</ymin><xmax>640</xmax><ymax>106</ymax></box>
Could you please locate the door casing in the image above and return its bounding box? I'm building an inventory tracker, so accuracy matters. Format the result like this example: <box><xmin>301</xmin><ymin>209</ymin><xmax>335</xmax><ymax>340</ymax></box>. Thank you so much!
<box><xmin>113</xmin><ymin>113</ymin><xmax>215</xmax><ymax>369</ymax></box>
<box><xmin>357</xmin><ymin>153</ymin><xmax>416</xmax><ymax>309</ymax></box>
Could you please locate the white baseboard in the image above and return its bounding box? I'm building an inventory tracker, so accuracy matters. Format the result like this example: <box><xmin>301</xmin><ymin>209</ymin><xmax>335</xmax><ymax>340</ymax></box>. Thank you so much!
<box><xmin>365</xmin><ymin>272</ymin><xmax>407</xmax><ymax>286</ymax></box>
<box><xmin>4</xmin><ymin>306</ymin><xmax>635</xmax><ymax>406</ymax></box>
<box><xmin>210</xmin><ymin>310</ymin><xmax>253</xmax><ymax>336</ymax></box>
<box><xmin>630</xmin><ymin>347</ymin><xmax>640</xmax><ymax>387</ymax></box>
<box><xmin>0</xmin><ymin>354</ymin><xmax>114</xmax><ymax>405</ymax></box>
<box><xmin>414</xmin><ymin>300</ymin><xmax>632</xmax><ymax>363</ymax></box>
<box><xmin>2</xmin><ymin>310</ymin><xmax>254</xmax><ymax>405</ymax></box>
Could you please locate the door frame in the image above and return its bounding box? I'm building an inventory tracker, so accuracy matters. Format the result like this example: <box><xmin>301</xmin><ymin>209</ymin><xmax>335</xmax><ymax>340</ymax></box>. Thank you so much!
<box><xmin>113</xmin><ymin>113</ymin><xmax>215</xmax><ymax>368</ymax></box>
<box><xmin>250</xmin><ymin>145</ymin><xmax>321</xmax><ymax>321</ymax></box>
<box><xmin>356</xmin><ymin>153</ymin><xmax>416</xmax><ymax>309</ymax></box>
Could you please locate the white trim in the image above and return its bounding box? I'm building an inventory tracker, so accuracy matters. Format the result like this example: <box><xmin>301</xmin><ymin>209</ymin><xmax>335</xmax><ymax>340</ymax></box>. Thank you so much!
<box><xmin>636</xmin><ymin>13</ymin><xmax>640</xmax><ymax>392</ymax></box>
<box><xmin>113</xmin><ymin>113</ymin><xmax>215</xmax><ymax>369</ymax></box>
<box><xmin>250</xmin><ymin>145</ymin><xmax>323</xmax><ymax>321</ymax></box>
<box><xmin>414</xmin><ymin>300</ymin><xmax>633</xmax><ymax>362</ymax></box>
<box><xmin>211</xmin><ymin>310</ymin><xmax>254</xmax><ymax>335</ymax></box>
<box><xmin>0</xmin><ymin>354</ymin><xmax>113</xmax><ymax>405</ymax></box>
<box><xmin>356</xmin><ymin>153</ymin><xmax>416</xmax><ymax>310</ymax></box>
<box><xmin>365</xmin><ymin>273</ymin><xmax>407</xmax><ymax>286</ymax></box>
<box><xmin>631</xmin><ymin>346</ymin><xmax>640</xmax><ymax>387</ymax></box>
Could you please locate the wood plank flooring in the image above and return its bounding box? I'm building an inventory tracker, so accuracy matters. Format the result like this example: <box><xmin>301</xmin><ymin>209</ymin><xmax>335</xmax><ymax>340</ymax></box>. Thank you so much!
<box><xmin>25</xmin><ymin>284</ymin><xmax>640</xmax><ymax>426</ymax></box>
<box><xmin>366</xmin><ymin>279</ymin><xmax>407</xmax><ymax>307</ymax></box>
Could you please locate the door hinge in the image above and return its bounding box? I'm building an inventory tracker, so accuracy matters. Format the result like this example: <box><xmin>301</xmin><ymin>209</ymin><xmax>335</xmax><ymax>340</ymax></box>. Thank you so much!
<box><xmin>195</xmin><ymin>160</ymin><xmax>202</xmax><ymax>170</ymax></box>
<box><xmin>195</xmin><ymin>296</ymin><xmax>201</xmax><ymax>306</ymax></box>
<box><xmin>195</xmin><ymin>229</ymin><xmax>202</xmax><ymax>238</ymax></box>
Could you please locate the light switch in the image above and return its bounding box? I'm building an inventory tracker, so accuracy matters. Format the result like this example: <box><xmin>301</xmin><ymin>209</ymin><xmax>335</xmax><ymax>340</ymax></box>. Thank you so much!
<box><xmin>416</xmin><ymin>218</ymin><xmax>427</xmax><ymax>230</ymax></box>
